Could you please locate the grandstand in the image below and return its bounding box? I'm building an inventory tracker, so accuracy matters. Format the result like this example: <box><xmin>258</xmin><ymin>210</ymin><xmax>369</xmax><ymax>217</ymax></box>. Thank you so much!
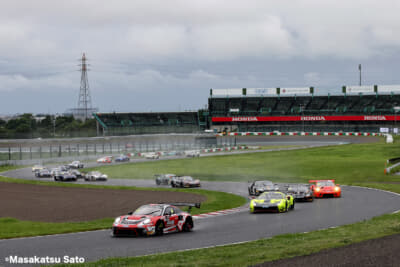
<box><xmin>94</xmin><ymin>111</ymin><xmax>205</xmax><ymax>135</ymax></box>
<box><xmin>209</xmin><ymin>86</ymin><xmax>400</xmax><ymax>133</ymax></box>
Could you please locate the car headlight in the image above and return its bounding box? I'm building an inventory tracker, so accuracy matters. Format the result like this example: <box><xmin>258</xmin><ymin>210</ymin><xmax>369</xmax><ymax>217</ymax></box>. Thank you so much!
<box><xmin>252</xmin><ymin>201</ymin><xmax>257</xmax><ymax>206</ymax></box>
<box><xmin>334</xmin><ymin>186</ymin><xmax>340</xmax><ymax>192</ymax></box>
<box><xmin>139</xmin><ymin>218</ymin><xmax>152</xmax><ymax>226</ymax></box>
<box><xmin>114</xmin><ymin>217</ymin><xmax>121</xmax><ymax>224</ymax></box>
<box><xmin>315</xmin><ymin>187</ymin><xmax>320</xmax><ymax>192</ymax></box>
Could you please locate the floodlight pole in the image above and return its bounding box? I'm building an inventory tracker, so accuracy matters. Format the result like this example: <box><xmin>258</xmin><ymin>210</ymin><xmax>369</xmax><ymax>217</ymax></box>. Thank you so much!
<box><xmin>394</xmin><ymin>107</ymin><xmax>400</xmax><ymax>135</ymax></box>
<box><xmin>359</xmin><ymin>64</ymin><xmax>362</xmax><ymax>86</ymax></box>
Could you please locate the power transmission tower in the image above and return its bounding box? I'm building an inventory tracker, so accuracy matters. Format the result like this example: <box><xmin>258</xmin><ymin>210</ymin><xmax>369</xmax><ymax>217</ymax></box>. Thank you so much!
<box><xmin>77</xmin><ymin>53</ymin><xmax>92</xmax><ymax>121</ymax></box>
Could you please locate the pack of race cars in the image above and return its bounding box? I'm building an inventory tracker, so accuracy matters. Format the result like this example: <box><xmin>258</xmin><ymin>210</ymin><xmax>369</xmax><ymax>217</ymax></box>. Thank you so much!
<box><xmin>248</xmin><ymin>179</ymin><xmax>341</xmax><ymax>213</ymax></box>
<box><xmin>32</xmin><ymin>159</ymin><xmax>341</xmax><ymax>238</ymax></box>
<box><xmin>112</xmin><ymin>178</ymin><xmax>341</xmax><ymax>237</ymax></box>
<box><xmin>32</xmin><ymin>161</ymin><xmax>108</xmax><ymax>182</ymax></box>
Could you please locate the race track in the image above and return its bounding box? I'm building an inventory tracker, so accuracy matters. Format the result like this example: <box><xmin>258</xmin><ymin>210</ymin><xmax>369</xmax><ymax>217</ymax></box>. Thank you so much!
<box><xmin>0</xmin><ymin>136</ymin><xmax>399</xmax><ymax>266</ymax></box>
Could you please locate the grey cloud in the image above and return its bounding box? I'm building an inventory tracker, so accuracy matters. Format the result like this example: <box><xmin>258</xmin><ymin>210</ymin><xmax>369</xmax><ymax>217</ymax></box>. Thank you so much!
<box><xmin>1</xmin><ymin>0</ymin><xmax>400</xmax><ymax>113</ymax></box>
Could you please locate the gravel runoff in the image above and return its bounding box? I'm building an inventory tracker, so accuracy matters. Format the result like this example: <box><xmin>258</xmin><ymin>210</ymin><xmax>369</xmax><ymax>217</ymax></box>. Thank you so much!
<box><xmin>254</xmin><ymin>233</ymin><xmax>400</xmax><ymax>267</ymax></box>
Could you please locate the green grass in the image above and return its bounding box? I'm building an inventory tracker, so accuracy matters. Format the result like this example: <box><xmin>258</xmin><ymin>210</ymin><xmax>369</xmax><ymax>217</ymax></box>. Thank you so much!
<box><xmin>87</xmin><ymin>137</ymin><xmax>395</xmax><ymax>185</ymax></box>
<box><xmin>0</xmin><ymin>164</ymin><xmax>21</xmax><ymax>173</ymax></box>
<box><xmin>0</xmin><ymin>217</ymin><xmax>112</xmax><ymax>239</ymax></box>
<box><xmin>60</xmin><ymin>211</ymin><xmax>400</xmax><ymax>267</ymax></box>
<box><xmin>0</xmin><ymin>176</ymin><xmax>246</xmax><ymax>239</ymax></box>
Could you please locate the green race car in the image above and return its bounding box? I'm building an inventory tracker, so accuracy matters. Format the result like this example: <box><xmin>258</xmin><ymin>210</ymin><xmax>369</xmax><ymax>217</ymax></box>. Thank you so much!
<box><xmin>250</xmin><ymin>191</ymin><xmax>294</xmax><ymax>213</ymax></box>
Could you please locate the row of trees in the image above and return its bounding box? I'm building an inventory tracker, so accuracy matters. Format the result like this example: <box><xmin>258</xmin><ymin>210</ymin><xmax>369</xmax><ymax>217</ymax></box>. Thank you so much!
<box><xmin>0</xmin><ymin>114</ymin><xmax>97</xmax><ymax>139</ymax></box>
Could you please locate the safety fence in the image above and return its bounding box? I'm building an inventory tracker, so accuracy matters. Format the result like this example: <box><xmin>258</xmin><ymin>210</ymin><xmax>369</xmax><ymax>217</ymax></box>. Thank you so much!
<box><xmin>0</xmin><ymin>134</ymin><xmax>217</xmax><ymax>165</ymax></box>
<box><xmin>217</xmin><ymin>131</ymin><xmax>383</xmax><ymax>137</ymax></box>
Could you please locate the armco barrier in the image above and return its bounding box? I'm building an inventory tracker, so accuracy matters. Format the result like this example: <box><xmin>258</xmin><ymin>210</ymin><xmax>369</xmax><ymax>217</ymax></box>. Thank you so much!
<box><xmin>217</xmin><ymin>132</ymin><xmax>383</xmax><ymax>137</ymax></box>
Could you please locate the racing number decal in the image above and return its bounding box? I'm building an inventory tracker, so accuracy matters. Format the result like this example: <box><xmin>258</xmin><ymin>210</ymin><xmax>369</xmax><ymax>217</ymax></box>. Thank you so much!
<box><xmin>164</xmin><ymin>207</ymin><xmax>178</xmax><ymax>227</ymax></box>
<box><xmin>166</xmin><ymin>215</ymin><xmax>178</xmax><ymax>227</ymax></box>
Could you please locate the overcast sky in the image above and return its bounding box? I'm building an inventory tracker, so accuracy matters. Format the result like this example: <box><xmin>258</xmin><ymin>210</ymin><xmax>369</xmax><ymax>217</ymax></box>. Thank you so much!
<box><xmin>1</xmin><ymin>0</ymin><xmax>400</xmax><ymax>114</ymax></box>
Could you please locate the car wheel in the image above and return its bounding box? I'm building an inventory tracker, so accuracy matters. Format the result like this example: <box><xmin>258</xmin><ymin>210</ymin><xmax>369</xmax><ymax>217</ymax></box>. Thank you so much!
<box><xmin>183</xmin><ymin>217</ymin><xmax>193</xmax><ymax>232</ymax></box>
<box><xmin>111</xmin><ymin>228</ymin><xmax>118</xmax><ymax>237</ymax></box>
<box><xmin>155</xmin><ymin>221</ymin><xmax>164</xmax><ymax>236</ymax></box>
<box><xmin>156</xmin><ymin>180</ymin><xmax>161</xmax><ymax>185</ymax></box>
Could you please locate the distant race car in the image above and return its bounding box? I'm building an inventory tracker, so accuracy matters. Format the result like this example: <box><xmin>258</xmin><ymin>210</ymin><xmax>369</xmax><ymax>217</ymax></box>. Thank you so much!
<box><xmin>32</xmin><ymin>165</ymin><xmax>45</xmax><ymax>172</ymax></box>
<box><xmin>144</xmin><ymin>152</ymin><xmax>160</xmax><ymax>159</ymax></box>
<box><xmin>50</xmin><ymin>167</ymin><xmax>60</xmax><ymax>177</ymax></box>
<box><xmin>171</xmin><ymin>176</ymin><xmax>201</xmax><ymax>188</ymax></box>
<box><xmin>54</xmin><ymin>171</ymin><xmax>77</xmax><ymax>182</ymax></box>
<box><xmin>59</xmin><ymin>165</ymin><xmax>70</xmax><ymax>172</ymax></box>
<box><xmin>184</xmin><ymin>150</ymin><xmax>200</xmax><ymax>157</ymax></box>
<box><xmin>155</xmin><ymin>174</ymin><xmax>176</xmax><ymax>185</ymax></box>
<box><xmin>85</xmin><ymin>171</ymin><xmax>108</xmax><ymax>181</ymax></box>
<box><xmin>112</xmin><ymin>203</ymin><xmax>200</xmax><ymax>237</ymax></box>
<box><xmin>281</xmin><ymin>184</ymin><xmax>314</xmax><ymax>202</ymax></box>
<box><xmin>250</xmin><ymin>191</ymin><xmax>295</xmax><ymax>213</ymax></box>
<box><xmin>70</xmin><ymin>169</ymin><xmax>84</xmax><ymax>178</ymax></box>
<box><xmin>164</xmin><ymin>151</ymin><xmax>178</xmax><ymax>156</ymax></box>
<box><xmin>248</xmin><ymin>180</ymin><xmax>280</xmax><ymax>196</ymax></box>
<box><xmin>34</xmin><ymin>168</ymin><xmax>51</xmax><ymax>178</ymax></box>
<box><xmin>309</xmin><ymin>180</ymin><xmax>341</xmax><ymax>198</ymax></box>
<box><xmin>68</xmin><ymin>161</ymin><xmax>84</xmax><ymax>169</ymax></box>
<box><xmin>115</xmin><ymin>154</ymin><xmax>130</xmax><ymax>162</ymax></box>
<box><xmin>97</xmin><ymin>156</ymin><xmax>112</xmax><ymax>163</ymax></box>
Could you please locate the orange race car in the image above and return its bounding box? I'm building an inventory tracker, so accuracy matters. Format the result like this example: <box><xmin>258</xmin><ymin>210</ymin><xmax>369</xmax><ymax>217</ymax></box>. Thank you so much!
<box><xmin>309</xmin><ymin>180</ymin><xmax>341</xmax><ymax>198</ymax></box>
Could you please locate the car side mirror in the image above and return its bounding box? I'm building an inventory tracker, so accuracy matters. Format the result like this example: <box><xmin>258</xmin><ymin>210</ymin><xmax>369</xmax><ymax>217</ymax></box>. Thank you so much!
<box><xmin>287</xmin><ymin>196</ymin><xmax>291</xmax><ymax>200</ymax></box>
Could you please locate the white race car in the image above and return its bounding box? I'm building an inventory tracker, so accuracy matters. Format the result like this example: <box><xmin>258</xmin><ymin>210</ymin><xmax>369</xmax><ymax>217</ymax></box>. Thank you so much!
<box><xmin>85</xmin><ymin>171</ymin><xmax>108</xmax><ymax>181</ymax></box>
<box><xmin>68</xmin><ymin>160</ymin><xmax>84</xmax><ymax>169</ymax></box>
<box><xmin>97</xmin><ymin>156</ymin><xmax>112</xmax><ymax>163</ymax></box>
<box><xmin>144</xmin><ymin>152</ymin><xmax>160</xmax><ymax>159</ymax></box>
<box><xmin>184</xmin><ymin>150</ymin><xmax>200</xmax><ymax>157</ymax></box>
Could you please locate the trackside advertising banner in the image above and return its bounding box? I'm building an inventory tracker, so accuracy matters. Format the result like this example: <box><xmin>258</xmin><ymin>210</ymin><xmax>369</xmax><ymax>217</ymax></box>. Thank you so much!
<box><xmin>212</xmin><ymin>115</ymin><xmax>397</xmax><ymax>122</ymax></box>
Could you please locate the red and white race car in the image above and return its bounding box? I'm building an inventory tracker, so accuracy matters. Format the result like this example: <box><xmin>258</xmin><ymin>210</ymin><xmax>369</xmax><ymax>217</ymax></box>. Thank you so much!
<box><xmin>97</xmin><ymin>156</ymin><xmax>112</xmax><ymax>163</ymax></box>
<box><xmin>112</xmin><ymin>203</ymin><xmax>200</xmax><ymax>237</ymax></box>
<box><xmin>309</xmin><ymin>179</ymin><xmax>341</xmax><ymax>198</ymax></box>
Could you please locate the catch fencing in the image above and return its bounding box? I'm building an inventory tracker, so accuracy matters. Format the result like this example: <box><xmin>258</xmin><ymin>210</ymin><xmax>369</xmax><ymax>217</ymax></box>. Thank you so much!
<box><xmin>0</xmin><ymin>134</ymin><xmax>218</xmax><ymax>165</ymax></box>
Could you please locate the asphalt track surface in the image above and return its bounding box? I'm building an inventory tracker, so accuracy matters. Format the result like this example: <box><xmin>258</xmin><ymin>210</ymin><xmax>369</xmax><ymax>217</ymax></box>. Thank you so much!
<box><xmin>1</xmin><ymin>136</ymin><xmax>399</xmax><ymax>266</ymax></box>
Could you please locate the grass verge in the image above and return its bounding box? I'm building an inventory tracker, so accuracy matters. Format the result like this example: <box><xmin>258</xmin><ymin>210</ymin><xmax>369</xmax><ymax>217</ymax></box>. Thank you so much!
<box><xmin>0</xmin><ymin>176</ymin><xmax>246</xmax><ymax>239</ymax></box>
<box><xmin>86</xmin><ymin>137</ymin><xmax>397</xmax><ymax>185</ymax></box>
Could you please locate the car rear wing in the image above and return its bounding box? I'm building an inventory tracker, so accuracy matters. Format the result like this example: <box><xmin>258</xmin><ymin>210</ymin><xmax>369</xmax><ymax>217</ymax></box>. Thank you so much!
<box><xmin>309</xmin><ymin>179</ymin><xmax>335</xmax><ymax>184</ymax></box>
<box><xmin>280</xmin><ymin>183</ymin><xmax>311</xmax><ymax>190</ymax></box>
<box><xmin>167</xmin><ymin>202</ymin><xmax>201</xmax><ymax>212</ymax></box>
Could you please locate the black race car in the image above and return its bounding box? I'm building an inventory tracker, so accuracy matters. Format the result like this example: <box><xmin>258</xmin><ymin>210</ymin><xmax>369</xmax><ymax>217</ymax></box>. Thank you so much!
<box><xmin>248</xmin><ymin>180</ymin><xmax>280</xmax><ymax>196</ymax></box>
<box><xmin>54</xmin><ymin>171</ymin><xmax>77</xmax><ymax>182</ymax></box>
<box><xmin>281</xmin><ymin>184</ymin><xmax>314</xmax><ymax>202</ymax></box>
